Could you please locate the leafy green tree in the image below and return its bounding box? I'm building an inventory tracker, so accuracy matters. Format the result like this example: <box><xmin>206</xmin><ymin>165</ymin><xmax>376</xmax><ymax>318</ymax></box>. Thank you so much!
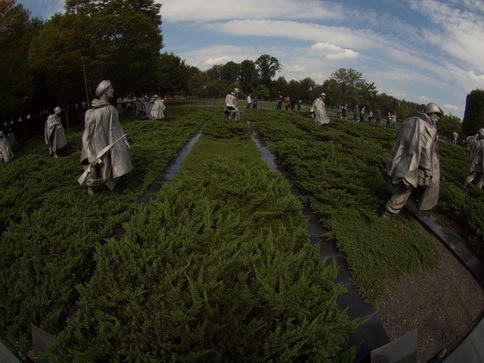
<box><xmin>462</xmin><ymin>89</ymin><xmax>484</xmax><ymax>136</ymax></box>
<box><xmin>156</xmin><ymin>52</ymin><xmax>194</xmax><ymax>96</ymax></box>
<box><xmin>63</xmin><ymin>0</ymin><xmax>163</xmax><ymax>95</ymax></box>
<box><xmin>205</xmin><ymin>64</ymin><xmax>223</xmax><ymax>81</ymax></box>
<box><xmin>0</xmin><ymin>0</ymin><xmax>39</xmax><ymax>121</ymax></box>
<box><xmin>28</xmin><ymin>0</ymin><xmax>163</xmax><ymax>127</ymax></box>
<box><xmin>237</xmin><ymin>59</ymin><xmax>258</xmax><ymax>93</ymax></box>
<box><xmin>254</xmin><ymin>85</ymin><xmax>270</xmax><ymax>100</ymax></box>
<box><xmin>375</xmin><ymin>93</ymin><xmax>403</xmax><ymax>116</ymax></box>
<box><xmin>220</xmin><ymin>61</ymin><xmax>239</xmax><ymax>83</ymax></box>
<box><xmin>255</xmin><ymin>54</ymin><xmax>281</xmax><ymax>86</ymax></box>
<box><xmin>29</xmin><ymin>13</ymin><xmax>88</xmax><ymax>128</ymax></box>
<box><xmin>271</xmin><ymin>76</ymin><xmax>288</xmax><ymax>100</ymax></box>
<box><xmin>327</xmin><ymin>68</ymin><xmax>376</xmax><ymax>107</ymax></box>
<box><xmin>438</xmin><ymin>113</ymin><xmax>462</xmax><ymax>140</ymax></box>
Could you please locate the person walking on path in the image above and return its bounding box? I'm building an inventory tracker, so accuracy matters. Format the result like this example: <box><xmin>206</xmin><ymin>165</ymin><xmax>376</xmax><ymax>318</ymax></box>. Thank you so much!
<box><xmin>451</xmin><ymin>131</ymin><xmax>458</xmax><ymax>145</ymax></box>
<box><xmin>246</xmin><ymin>94</ymin><xmax>252</xmax><ymax>109</ymax></box>
<box><xmin>276</xmin><ymin>95</ymin><xmax>282</xmax><ymax>110</ymax></box>
<box><xmin>252</xmin><ymin>96</ymin><xmax>258</xmax><ymax>109</ymax></box>
<box><xmin>376</xmin><ymin>109</ymin><xmax>382</xmax><ymax>125</ymax></box>
<box><xmin>382</xmin><ymin>103</ymin><xmax>442</xmax><ymax>218</ymax></box>
<box><xmin>391</xmin><ymin>112</ymin><xmax>397</xmax><ymax>129</ymax></box>
<box><xmin>44</xmin><ymin>106</ymin><xmax>67</xmax><ymax>158</ymax></box>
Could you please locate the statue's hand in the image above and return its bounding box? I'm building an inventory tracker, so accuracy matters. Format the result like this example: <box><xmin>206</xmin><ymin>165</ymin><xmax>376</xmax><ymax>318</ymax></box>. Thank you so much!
<box><xmin>423</xmin><ymin>169</ymin><xmax>432</xmax><ymax>185</ymax></box>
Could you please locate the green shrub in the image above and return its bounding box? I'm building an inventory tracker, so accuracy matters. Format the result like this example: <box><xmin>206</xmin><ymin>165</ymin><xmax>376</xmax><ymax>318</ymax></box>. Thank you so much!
<box><xmin>46</xmin><ymin>116</ymin><xmax>356</xmax><ymax>361</ymax></box>
<box><xmin>248</xmin><ymin>111</ymin><xmax>441</xmax><ymax>305</ymax></box>
<box><xmin>0</xmin><ymin>108</ymin><xmax>205</xmax><ymax>351</ymax></box>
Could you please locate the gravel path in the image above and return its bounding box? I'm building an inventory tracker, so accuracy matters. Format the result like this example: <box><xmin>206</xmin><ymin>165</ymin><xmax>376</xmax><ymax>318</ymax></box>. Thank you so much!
<box><xmin>377</xmin><ymin>227</ymin><xmax>484</xmax><ymax>362</ymax></box>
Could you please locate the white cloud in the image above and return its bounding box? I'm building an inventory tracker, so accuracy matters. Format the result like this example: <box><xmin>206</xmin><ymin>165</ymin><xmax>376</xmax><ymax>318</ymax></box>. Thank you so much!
<box><xmin>160</xmin><ymin>0</ymin><xmax>482</xmax><ymax>118</ymax></box>
<box><xmin>309</xmin><ymin>42</ymin><xmax>359</xmax><ymax>61</ymax></box>
<box><xmin>159</xmin><ymin>0</ymin><xmax>340</xmax><ymax>22</ymax></box>
<box><xmin>205</xmin><ymin>19</ymin><xmax>379</xmax><ymax>50</ymax></box>
<box><xmin>406</xmin><ymin>0</ymin><xmax>484</xmax><ymax>72</ymax></box>
<box><xmin>443</xmin><ymin>103</ymin><xmax>459</xmax><ymax>111</ymax></box>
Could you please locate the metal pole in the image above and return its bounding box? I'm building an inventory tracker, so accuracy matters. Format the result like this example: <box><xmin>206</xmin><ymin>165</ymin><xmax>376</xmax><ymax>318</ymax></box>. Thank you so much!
<box><xmin>79</xmin><ymin>51</ymin><xmax>90</xmax><ymax>106</ymax></box>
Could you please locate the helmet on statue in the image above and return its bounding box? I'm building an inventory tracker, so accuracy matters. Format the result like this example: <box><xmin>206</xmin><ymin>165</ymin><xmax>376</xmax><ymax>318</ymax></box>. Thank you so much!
<box><xmin>95</xmin><ymin>80</ymin><xmax>113</xmax><ymax>97</ymax></box>
<box><xmin>424</xmin><ymin>102</ymin><xmax>442</xmax><ymax>115</ymax></box>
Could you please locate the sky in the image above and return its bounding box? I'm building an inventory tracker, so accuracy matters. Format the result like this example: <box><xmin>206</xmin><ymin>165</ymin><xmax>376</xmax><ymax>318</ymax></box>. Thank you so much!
<box><xmin>17</xmin><ymin>0</ymin><xmax>484</xmax><ymax>119</ymax></box>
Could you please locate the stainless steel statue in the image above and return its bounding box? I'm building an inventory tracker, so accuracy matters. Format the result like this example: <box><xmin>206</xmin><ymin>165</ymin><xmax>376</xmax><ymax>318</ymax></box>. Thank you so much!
<box><xmin>224</xmin><ymin>88</ymin><xmax>240</xmax><ymax>120</ymax></box>
<box><xmin>464</xmin><ymin>133</ymin><xmax>478</xmax><ymax>154</ymax></box>
<box><xmin>465</xmin><ymin>128</ymin><xmax>484</xmax><ymax>188</ymax></box>
<box><xmin>310</xmin><ymin>92</ymin><xmax>330</xmax><ymax>125</ymax></box>
<box><xmin>382</xmin><ymin>103</ymin><xmax>442</xmax><ymax>218</ymax></box>
<box><xmin>78</xmin><ymin>80</ymin><xmax>133</xmax><ymax>195</ymax></box>
<box><xmin>0</xmin><ymin>131</ymin><xmax>14</xmax><ymax>164</ymax></box>
<box><xmin>44</xmin><ymin>106</ymin><xmax>67</xmax><ymax>158</ymax></box>
<box><xmin>150</xmin><ymin>95</ymin><xmax>166</xmax><ymax>120</ymax></box>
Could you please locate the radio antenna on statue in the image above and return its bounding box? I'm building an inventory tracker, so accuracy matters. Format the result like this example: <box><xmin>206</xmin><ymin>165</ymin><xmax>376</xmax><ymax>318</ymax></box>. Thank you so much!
<box><xmin>79</xmin><ymin>50</ymin><xmax>90</xmax><ymax>107</ymax></box>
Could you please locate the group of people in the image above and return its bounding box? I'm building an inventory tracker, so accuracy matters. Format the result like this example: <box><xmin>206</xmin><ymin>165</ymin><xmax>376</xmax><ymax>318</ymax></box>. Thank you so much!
<box><xmin>276</xmin><ymin>95</ymin><xmax>302</xmax><ymax>111</ymax></box>
<box><xmin>245</xmin><ymin>94</ymin><xmax>259</xmax><ymax>109</ymax></box>
<box><xmin>337</xmin><ymin>104</ymin><xmax>390</xmax><ymax>125</ymax></box>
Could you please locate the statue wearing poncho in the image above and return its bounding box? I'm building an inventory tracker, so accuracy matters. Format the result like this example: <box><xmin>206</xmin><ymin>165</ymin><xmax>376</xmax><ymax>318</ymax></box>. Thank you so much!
<box><xmin>383</xmin><ymin>103</ymin><xmax>442</xmax><ymax>217</ymax></box>
<box><xmin>0</xmin><ymin>131</ymin><xmax>14</xmax><ymax>163</ymax></box>
<box><xmin>79</xmin><ymin>80</ymin><xmax>133</xmax><ymax>194</ymax></box>
<box><xmin>224</xmin><ymin>88</ymin><xmax>240</xmax><ymax>120</ymax></box>
<box><xmin>310</xmin><ymin>93</ymin><xmax>330</xmax><ymax>125</ymax></box>
<box><xmin>44</xmin><ymin>106</ymin><xmax>67</xmax><ymax>158</ymax></box>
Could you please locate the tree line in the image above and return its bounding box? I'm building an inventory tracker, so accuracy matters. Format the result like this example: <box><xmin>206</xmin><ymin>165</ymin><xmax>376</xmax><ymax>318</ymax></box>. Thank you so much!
<box><xmin>1</xmin><ymin>0</ymin><xmax>480</xmax><ymax>139</ymax></box>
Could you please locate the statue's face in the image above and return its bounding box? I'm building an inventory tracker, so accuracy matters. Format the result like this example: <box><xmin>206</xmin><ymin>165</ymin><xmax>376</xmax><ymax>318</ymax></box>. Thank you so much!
<box><xmin>105</xmin><ymin>86</ymin><xmax>114</xmax><ymax>98</ymax></box>
<box><xmin>430</xmin><ymin>113</ymin><xmax>440</xmax><ymax>123</ymax></box>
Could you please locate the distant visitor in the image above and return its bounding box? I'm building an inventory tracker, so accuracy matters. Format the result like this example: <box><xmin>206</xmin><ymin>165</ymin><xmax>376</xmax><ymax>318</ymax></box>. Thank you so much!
<box><xmin>382</xmin><ymin>103</ymin><xmax>442</xmax><ymax>218</ymax></box>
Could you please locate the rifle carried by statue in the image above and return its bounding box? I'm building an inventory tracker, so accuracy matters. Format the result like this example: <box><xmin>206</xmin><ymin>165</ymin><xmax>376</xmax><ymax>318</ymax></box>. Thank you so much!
<box><xmin>77</xmin><ymin>134</ymin><xmax>127</xmax><ymax>185</ymax></box>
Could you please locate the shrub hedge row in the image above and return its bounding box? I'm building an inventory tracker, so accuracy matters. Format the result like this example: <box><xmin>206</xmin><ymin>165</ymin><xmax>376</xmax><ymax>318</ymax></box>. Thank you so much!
<box><xmin>246</xmin><ymin>110</ymin><xmax>443</xmax><ymax>305</ymax></box>
<box><xmin>45</xmin><ymin>113</ymin><xmax>356</xmax><ymax>361</ymax></box>
<box><xmin>0</xmin><ymin>107</ymin><xmax>205</xmax><ymax>352</ymax></box>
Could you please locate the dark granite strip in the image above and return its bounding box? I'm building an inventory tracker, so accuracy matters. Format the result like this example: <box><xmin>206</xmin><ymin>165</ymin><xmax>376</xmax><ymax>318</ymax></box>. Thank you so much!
<box><xmin>114</xmin><ymin>128</ymin><xmax>203</xmax><ymax>240</ymax></box>
<box><xmin>247</xmin><ymin>121</ymin><xmax>390</xmax><ymax>362</ymax></box>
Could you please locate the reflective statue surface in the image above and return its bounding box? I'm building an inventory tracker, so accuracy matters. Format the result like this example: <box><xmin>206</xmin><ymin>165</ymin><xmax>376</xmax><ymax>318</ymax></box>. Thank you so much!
<box><xmin>44</xmin><ymin>106</ymin><xmax>67</xmax><ymax>158</ymax></box>
<box><xmin>310</xmin><ymin>93</ymin><xmax>330</xmax><ymax>125</ymax></box>
<box><xmin>150</xmin><ymin>95</ymin><xmax>166</xmax><ymax>120</ymax></box>
<box><xmin>0</xmin><ymin>131</ymin><xmax>14</xmax><ymax>163</ymax></box>
<box><xmin>79</xmin><ymin>80</ymin><xmax>133</xmax><ymax>195</ymax></box>
<box><xmin>465</xmin><ymin>128</ymin><xmax>484</xmax><ymax>189</ymax></box>
<box><xmin>224</xmin><ymin>88</ymin><xmax>240</xmax><ymax>120</ymax></box>
<box><xmin>383</xmin><ymin>103</ymin><xmax>442</xmax><ymax>218</ymax></box>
